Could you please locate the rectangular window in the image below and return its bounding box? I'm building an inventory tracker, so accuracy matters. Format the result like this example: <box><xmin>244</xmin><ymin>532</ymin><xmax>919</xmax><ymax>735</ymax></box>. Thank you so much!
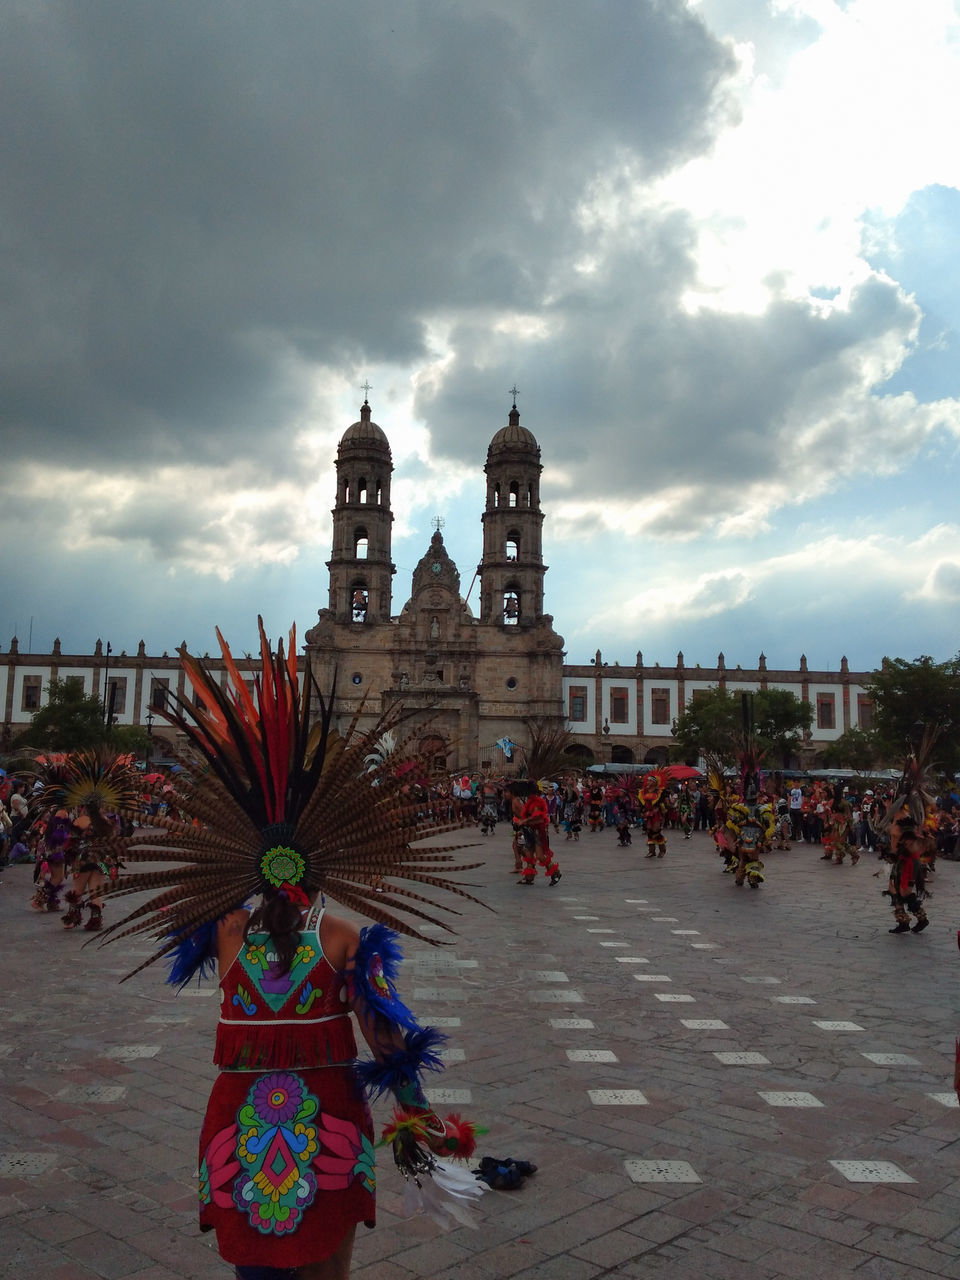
<box><xmin>857</xmin><ymin>695</ymin><xmax>874</xmax><ymax>731</ymax></box>
<box><xmin>21</xmin><ymin>676</ymin><xmax>42</xmax><ymax>712</ymax></box>
<box><xmin>150</xmin><ymin>678</ymin><xmax>170</xmax><ymax>710</ymax></box>
<box><xmin>568</xmin><ymin>686</ymin><xmax>587</xmax><ymax>721</ymax></box>
<box><xmin>817</xmin><ymin>694</ymin><xmax>835</xmax><ymax>730</ymax></box>
<box><xmin>107</xmin><ymin>677</ymin><xmax>127</xmax><ymax>715</ymax></box>
<box><xmin>64</xmin><ymin>675</ymin><xmax>84</xmax><ymax>695</ymax></box>
<box><xmin>651</xmin><ymin>687</ymin><xmax>670</xmax><ymax>725</ymax></box>
<box><xmin>610</xmin><ymin>687</ymin><xmax>629</xmax><ymax>724</ymax></box>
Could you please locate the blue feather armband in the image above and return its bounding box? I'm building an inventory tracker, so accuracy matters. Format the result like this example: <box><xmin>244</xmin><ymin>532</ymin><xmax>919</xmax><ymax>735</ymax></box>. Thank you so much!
<box><xmin>351</xmin><ymin>923</ymin><xmax>421</xmax><ymax>1033</ymax></box>
<box><xmin>165</xmin><ymin>919</ymin><xmax>220</xmax><ymax>990</ymax></box>
<box><xmin>354</xmin><ymin>1025</ymin><xmax>448</xmax><ymax>1100</ymax></box>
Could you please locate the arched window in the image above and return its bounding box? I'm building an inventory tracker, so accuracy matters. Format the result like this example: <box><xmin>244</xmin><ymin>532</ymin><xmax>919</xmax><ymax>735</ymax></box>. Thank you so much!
<box><xmin>503</xmin><ymin>588</ymin><xmax>520</xmax><ymax>625</ymax></box>
<box><xmin>375</xmin><ymin>478</ymin><xmax>383</xmax><ymax>504</ymax></box>
<box><xmin>505</xmin><ymin>531</ymin><xmax>519</xmax><ymax>561</ymax></box>
<box><xmin>354</xmin><ymin>527</ymin><xmax>368</xmax><ymax>559</ymax></box>
<box><xmin>526</xmin><ymin>483</ymin><xmax>534</xmax><ymax>507</ymax></box>
<box><xmin>342</xmin><ymin>478</ymin><xmax>351</xmax><ymax>504</ymax></box>
<box><xmin>508</xmin><ymin>481</ymin><xmax>519</xmax><ymax>508</ymax></box>
<box><xmin>351</xmin><ymin>583</ymin><xmax>369</xmax><ymax>623</ymax></box>
<box><xmin>493</xmin><ymin>483</ymin><xmax>501</xmax><ymax>508</ymax></box>
<box><xmin>357</xmin><ymin>476</ymin><xmax>368</xmax><ymax>504</ymax></box>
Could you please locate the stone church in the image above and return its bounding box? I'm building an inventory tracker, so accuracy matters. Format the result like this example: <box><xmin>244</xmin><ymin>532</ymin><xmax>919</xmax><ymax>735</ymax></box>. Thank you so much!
<box><xmin>0</xmin><ymin>398</ymin><xmax>874</xmax><ymax>771</ymax></box>
<box><xmin>303</xmin><ymin>399</ymin><xmax>567</xmax><ymax>770</ymax></box>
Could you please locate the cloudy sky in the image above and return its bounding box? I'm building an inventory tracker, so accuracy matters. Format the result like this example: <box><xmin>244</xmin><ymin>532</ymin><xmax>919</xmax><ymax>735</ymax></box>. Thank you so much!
<box><xmin>2</xmin><ymin>0</ymin><xmax>958</xmax><ymax>674</ymax></box>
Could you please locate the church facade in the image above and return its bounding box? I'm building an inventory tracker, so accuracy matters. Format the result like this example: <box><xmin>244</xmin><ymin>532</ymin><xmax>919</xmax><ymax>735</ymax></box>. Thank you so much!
<box><xmin>302</xmin><ymin>399</ymin><xmax>566</xmax><ymax>770</ymax></box>
<box><xmin>0</xmin><ymin>400</ymin><xmax>875</xmax><ymax>771</ymax></box>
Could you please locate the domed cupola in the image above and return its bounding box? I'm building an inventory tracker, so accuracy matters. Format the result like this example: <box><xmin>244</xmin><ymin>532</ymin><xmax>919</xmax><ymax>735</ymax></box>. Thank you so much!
<box><xmin>327</xmin><ymin>398</ymin><xmax>396</xmax><ymax>623</ymax></box>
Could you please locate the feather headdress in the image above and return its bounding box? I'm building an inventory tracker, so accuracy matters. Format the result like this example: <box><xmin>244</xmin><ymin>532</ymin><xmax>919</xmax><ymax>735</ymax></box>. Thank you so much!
<box><xmin>33</xmin><ymin>748</ymin><xmax>142</xmax><ymax>817</ymax></box>
<box><xmin>97</xmin><ymin>619</ymin><xmax>485</xmax><ymax>979</ymax></box>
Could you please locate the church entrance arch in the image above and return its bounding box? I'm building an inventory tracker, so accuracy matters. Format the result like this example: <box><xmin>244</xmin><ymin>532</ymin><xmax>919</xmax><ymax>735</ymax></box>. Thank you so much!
<box><xmin>643</xmin><ymin>746</ymin><xmax>669</xmax><ymax>765</ymax></box>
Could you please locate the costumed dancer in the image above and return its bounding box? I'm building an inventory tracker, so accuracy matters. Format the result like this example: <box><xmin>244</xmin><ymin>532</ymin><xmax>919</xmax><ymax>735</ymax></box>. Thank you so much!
<box><xmin>509</xmin><ymin>780</ymin><xmax>561</xmax><ymax>886</ymax></box>
<box><xmin>773</xmin><ymin>796</ymin><xmax>792</xmax><ymax>850</ymax></box>
<box><xmin>586</xmin><ymin>782</ymin><xmax>605</xmax><ymax>833</ymax></box>
<box><xmin>31</xmin><ymin>753</ymin><xmax>139</xmax><ymax>926</ymax></box>
<box><xmin>876</xmin><ymin>736</ymin><xmax>938</xmax><ymax>937</ymax></box>
<box><xmin>31</xmin><ymin>807</ymin><xmax>73</xmax><ymax>912</ymax></box>
<box><xmin>477</xmin><ymin>778</ymin><xmax>498</xmax><ymax>837</ymax></box>
<box><xmin>678</xmin><ymin>783</ymin><xmax>694</xmax><ymax>840</ymax></box>
<box><xmin>825</xmin><ymin>788</ymin><xmax>858</xmax><ymax>866</ymax></box>
<box><xmin>94</xmin><ymin>620</ymin><xmax>488</xmax><ymax>1280</ymax></box>
<box><xmin>639</xmin><ymin>771</ymin><xmax>667</xmax><ymax>859</ymax></box>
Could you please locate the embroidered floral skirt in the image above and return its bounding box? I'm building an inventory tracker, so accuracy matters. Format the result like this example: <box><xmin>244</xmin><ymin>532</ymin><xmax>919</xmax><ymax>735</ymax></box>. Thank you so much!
<box><xmin>198</xmin><ymin>1065</ymin><xmax>376</xmax><ymax>1267</ymax></box>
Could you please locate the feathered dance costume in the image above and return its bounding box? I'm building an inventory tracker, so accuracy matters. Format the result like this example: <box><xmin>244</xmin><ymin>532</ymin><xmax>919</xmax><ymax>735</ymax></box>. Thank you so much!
<box><xmin>639</xmin><ymin>770</ymin><xmax>667</xmax><ymax>858</ymax></box>
<box><xmin>93</xmin><ymin>620</ymin><xmax>487</xmax><ymax>1269</ymax></box>
<box><xmin>31</xmin><ymin>750</ymin><xmax>140</xmax><ymax>920</ymax></box>
<box><xmin>877</xmin><ymin>733</ymin><xmax>938</xmax><ymax>936</ymax></box>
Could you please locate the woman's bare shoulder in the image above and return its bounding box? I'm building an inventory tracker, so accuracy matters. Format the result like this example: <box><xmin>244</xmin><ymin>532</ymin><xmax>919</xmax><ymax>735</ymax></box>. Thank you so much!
<box><xmin>320</xmin><ymin>911</ymin><xmax>361</xmax><ymax>969</ymax></box>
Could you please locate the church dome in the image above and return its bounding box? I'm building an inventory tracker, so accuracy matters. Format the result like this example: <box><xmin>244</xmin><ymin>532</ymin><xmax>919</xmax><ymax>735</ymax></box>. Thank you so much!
<box><xmin>488</xmin><ymin>405</ymin><xmax>538</xmax><ymax>453</ymax></box>
<box><xmin>340</xmin><ymin>401</ymin><xmax>390</xmax><ymax>451</ymax></box>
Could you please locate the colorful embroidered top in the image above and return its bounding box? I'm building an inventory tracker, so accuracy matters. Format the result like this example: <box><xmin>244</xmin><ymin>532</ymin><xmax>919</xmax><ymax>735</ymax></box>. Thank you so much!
<box><xmin>215</xmin><ymin>905</ymin><xmax>358</xmax><ymax>1072</ymax></box>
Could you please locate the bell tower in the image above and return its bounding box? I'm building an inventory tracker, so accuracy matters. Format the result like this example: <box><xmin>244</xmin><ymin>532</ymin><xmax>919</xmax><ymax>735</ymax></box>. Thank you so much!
<box><xmin>327</xmin><ymin>399</ymin><xmax>395</xmax><ymax>623</ymax></box>
<box><xmin>478</xmin><ymin>397</ymin><xmax>546</xmax><ymax>627</ymax></box>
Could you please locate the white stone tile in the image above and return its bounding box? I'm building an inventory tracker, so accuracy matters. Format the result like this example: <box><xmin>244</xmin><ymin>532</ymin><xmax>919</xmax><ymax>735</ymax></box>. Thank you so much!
<box><xmin>586</xmin><ymin>928</ymin><xmax>615</xmax><ymax>934</ymax></box>
<box><xmin>632</xmin><ymin>974</ymin><xmax>672</xmax><ymax>982</ymax></box>
<box><xmin>599</xmin><ymin>941</ymin><xmax>629</xmax><ymax>948</ymax></box>
<box><xmin>0</xmin><ymin>1153</ymin><xmax>58</xmax><ymax>1177</ymax></box>
<box><xmin>178</xmin><ymin>987</ymin><xmax>217</xmax><ymax>997</ymax></box>
<box><xmin>690</xmin><ymin>943</ymin><xmax>720</xmax><ymax>949</ymax></box>
<box><xmin>813</xmin><ymin>1021</ymin><xmax>864</xmax><ymax>1031</ymax></box>
<box><xmin>651</xmin><ymin>917</ymin><xmax>679</xmax><ymax>922</ymax></box>
<box><xmin>425</xmin><ymin>1088</ymin><xmax>472</xmax><ymax>1104</ymax></box>
<box><xmin>927</xmin><ymin>1093</ymin><xmax>960</xmax><ymax>1108</ymax></box>
<box><xmin>635</xmin><ymin>907</ymin><xmax>660</xmax><ymax>912</ymax></box>
<box><xmin>550</xmin><ymin>1017</ymin><xmax>595</xmax><ymax>1029</ymax></box>
<box><xmin>428</xmin><ymin>1017</ymin><xmax>462</xmax><ymax>1027</ymax></box>
<box><xmin>830</xmin><ymin>1160</ymin><xmax>916</xmax><ymax>1184</ymax></box>
<box><xmin>624</xmin><ymin>899</ymin><xmax>649</xmax><ymax>904</ymax></box>
<box><xmin>773</xmin><ymin>996</ymin><xmax>816</xmax><ymax>1004</ymax></box>
<box><xmin>625</xmin><ymin>1159</ymin><xmax>701</xmax><ymax>1184</ymax></box>
<box><xmin>60</xmin><ymin>1085</ymin><xmax>127</xmax><ymax>1103</ymax></box>
<box><xmin>414</xmin><ymin>987</ymin><xmax>466</xmax><ymax>1001</ymax></box>
<box><xmin>758</xmin><ymin>1091</ymin><xmax>823</xmax><ymax>1107</ymax></box>
<box><xmin>573</xmin><ymin>915</ymin><xmax>600</xmax><ymax>920</ymax></box>
<box><xmin>861</xmin><ymin>1053</ymin><xmax>921</xmax><ymax>1066</ymax></box>
<box><xmin>589</xmin><ymin>1089</ymin><xmax>648</xmax><ymax>1105</ymax></box>
<box><xmin>567</xmin><ymin>1049</ymin><xmax>618</xmax><ymax>1063</ymax></box>
<box><xmin>655</xmin><ymin>993</ymin><xmax>695</xmax><ymax>1003</ymax></box>
<box><xmin>615</xmin><ymin>956</ymin><xmax>650</xmax><ymax>964</ymax></box>
<box><xmin>528</xmin><ymin>989</ymin><xmax>584</xmax><ymax>1003</ymax></box>
<box><xmin>104</xmin><ymin>1044</ymin><xmax>161</xmax><ymax>1061</ymax></box>
<box><xmin>681</xmin><ymin>1019</ymin><xmax>729</xmax><ymax>1030</ymax></box>
<box><xmin>741</xmin><ymin>976</ymin><xmax>781</xmax><ymax>985</ymax></box>
<box><xmin>714</xmin><ymin>1051</ymin><xmax>770</xmax><ymax>1065</ymax></box>
<box><xmin>438</xmin><ymin>1048</ymin><xmax>465</xmax><ymax>1063</ymax></box>
<box><xmin>671</xmin><ymin>930</ymin><xmax>700</xmax><ymax>936</ymax></box>
<box><xmin>531</xmin><ymin>970</ymin><xmax>569</xmax><ymax>982</ymax></box>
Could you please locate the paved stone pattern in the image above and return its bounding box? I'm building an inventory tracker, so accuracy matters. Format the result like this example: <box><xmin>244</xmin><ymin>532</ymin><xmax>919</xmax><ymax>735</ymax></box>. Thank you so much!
<box><xmin>1</xmin><ymin>829</ymin><xmax>959</xmax><ymax>1278</ymax></box>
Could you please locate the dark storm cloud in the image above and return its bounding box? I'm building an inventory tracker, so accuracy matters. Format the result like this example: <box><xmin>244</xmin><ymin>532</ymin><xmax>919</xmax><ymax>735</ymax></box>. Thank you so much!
<box><xmin>421</xmin><ymin>239</ymin><xmax>921</xmax><ymax>531</ymax></box>
<box><xmin>0</xmin><ymin>0</ymin><xmax>736</xmax><ymax>469</ymax></box>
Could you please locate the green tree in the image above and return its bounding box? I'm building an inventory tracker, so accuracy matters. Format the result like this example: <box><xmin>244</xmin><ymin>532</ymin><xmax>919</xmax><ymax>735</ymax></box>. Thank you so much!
<box><xmin>14</xmin><ymin>677</ymin><xmax>108</xmax><ymax>751</ymax></box>
<box><xmin>867</xmin><ymin>654</ymin><xmax>960</xmax><ymax>773</ymax></box>
<box><xmin>820</xmin><ymin>727</ymin><xmax>886</xmax><ymax>772</ymax></box>
<box><xmin>672</xmin><ymin>686</ymin><xmax>812</xmax><ymax>768</ymax></box>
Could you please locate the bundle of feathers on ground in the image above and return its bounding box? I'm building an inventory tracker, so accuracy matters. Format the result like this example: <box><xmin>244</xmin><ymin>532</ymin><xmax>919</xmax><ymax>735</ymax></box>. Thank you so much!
<box><xmin>95</xmin><ymin>618</ymin><xmax>485</xmax><ymax>980</ymax></box>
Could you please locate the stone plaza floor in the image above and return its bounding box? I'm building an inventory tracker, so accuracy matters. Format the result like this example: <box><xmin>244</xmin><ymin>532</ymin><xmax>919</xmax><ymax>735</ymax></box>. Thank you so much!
<box><xmin>1</xmin><ymin>825</ymin><xmax>958</xmax><ymax>1279</ymax></box>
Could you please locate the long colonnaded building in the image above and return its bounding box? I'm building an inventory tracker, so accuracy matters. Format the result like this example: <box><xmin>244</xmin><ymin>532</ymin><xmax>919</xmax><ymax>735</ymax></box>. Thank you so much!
<box><xmin>0</xmin><ymin>401</ymin><xmax>875</xmax><ymax>771</ymax></box>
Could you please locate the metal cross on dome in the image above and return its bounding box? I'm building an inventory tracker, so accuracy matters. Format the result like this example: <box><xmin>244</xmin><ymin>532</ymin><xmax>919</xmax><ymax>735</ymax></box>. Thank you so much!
<box><xmin>432</xmin><ymin>516</ymin><xmax>445</xmax><ymax>534</ymax></box>
<box><xmin>509</xmin><ymin>384</ymin><xmax>520</xmax><ymax>407</ymax></box>
<box><xmin>360</xmin><ymin>380</ymin><xmax>372</xmax><ymax>401</ymax></box>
